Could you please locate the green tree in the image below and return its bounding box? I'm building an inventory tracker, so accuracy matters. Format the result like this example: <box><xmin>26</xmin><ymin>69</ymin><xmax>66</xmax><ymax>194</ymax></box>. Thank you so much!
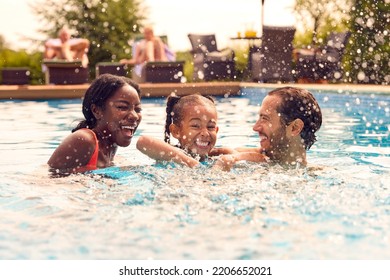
<box><xmin>294</xmin><ymin>0</ymin><xmax>389</xmax><ymax>85</ymax></box>
<box><xmin>31</xmin><ymin>0</ymin><xmax>146</xmax><ymax>74</ymax></box>
<box><xmin>0</xmin><ymin>35</ymin><xmax>7</xmax><ymax>50</ymax></box>
<box><xmin>294</xmin><ymin>0</ymin><xmax>351</xmax><ymax>46</ymax></box>
<box><xmin>345</xmin><ymin>0</ymin><xmax>389</xmax><ymax>84</ymax></box>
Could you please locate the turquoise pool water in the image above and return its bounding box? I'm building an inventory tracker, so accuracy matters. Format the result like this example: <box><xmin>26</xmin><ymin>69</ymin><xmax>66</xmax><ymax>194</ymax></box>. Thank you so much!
<box><xmin>0</xmin><ymin>87</ymin><xmax>389</xmax><ymax>259</ymax></box>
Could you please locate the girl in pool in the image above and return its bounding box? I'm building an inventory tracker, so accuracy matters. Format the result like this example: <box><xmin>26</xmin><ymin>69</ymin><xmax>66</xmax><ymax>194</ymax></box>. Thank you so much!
<box><xmin>48</xmin><ymin>74</ymin><xmax>142</xmax><ymax>174</ymax></box>
<box><xmin>136</xmin><ymin>94</ymin><xmax>234</xmax><ymax>167</ymax></box>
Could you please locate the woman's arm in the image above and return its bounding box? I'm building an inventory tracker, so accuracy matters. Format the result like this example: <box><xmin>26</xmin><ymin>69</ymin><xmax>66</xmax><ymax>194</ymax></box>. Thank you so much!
<box><xmin>136</xmin><ymin>135</ymin><xmax>199</xmax><ymax>168</ymax></box>
<box><xmin>47</xmin><ymin>129</ymin><xmax>96</xmax><ymax>171</ymax></box>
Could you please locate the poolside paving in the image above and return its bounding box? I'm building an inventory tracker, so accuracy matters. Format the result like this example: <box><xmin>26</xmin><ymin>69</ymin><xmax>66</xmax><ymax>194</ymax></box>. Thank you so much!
<box><xmin>0</xmin><ymin>82</ymin><xmax>389</xmax><ymax>100</ymax></box>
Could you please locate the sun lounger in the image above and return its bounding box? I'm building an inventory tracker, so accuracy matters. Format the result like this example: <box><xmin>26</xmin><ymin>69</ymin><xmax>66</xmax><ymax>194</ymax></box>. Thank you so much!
<box><xmin>295</xmin><ymin>31</ymin><xmax>351</xmax><ymax>83</ymax></box>
<box><xmin>95</xmin><ymin>62</ymin><xmax>130</xmax><ymax>77</ymax></box>
<box><xmin>188</xmin><ymin>34</ymin><xmax>235</xmax><ymax>81</ymax></box>
<box><xmin>125</xmin><ymin>35</ymin><xmax>184</xmax><ymax>83</ymax></box>
<box><xmin>1</xmin><ymin>67</ymin><xmax>30</xmax><ymax>85</ymax></box>
<box><xmin>144</xmin><ymin>61</ymin><xmax>185</xmax><ymax>83</ymax></box>
<box><xmin>43</xmin><ymin>60</ymin><xmax>89</xmax><ymax>85</ymax></box>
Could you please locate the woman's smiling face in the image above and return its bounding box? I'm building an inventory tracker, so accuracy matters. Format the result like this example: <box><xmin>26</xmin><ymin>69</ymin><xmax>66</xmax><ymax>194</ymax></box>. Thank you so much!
<box><xmin>94</xmin><ymin>84</ymin><xmax>142</xmax><ymax>147</ymax></box>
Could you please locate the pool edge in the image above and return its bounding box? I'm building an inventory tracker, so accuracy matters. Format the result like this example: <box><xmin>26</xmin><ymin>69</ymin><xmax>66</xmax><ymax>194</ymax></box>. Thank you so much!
<box><xmin>0</xmin><ymin>82</ymin><xmax>389</xmax><ymax>100</ymax></box>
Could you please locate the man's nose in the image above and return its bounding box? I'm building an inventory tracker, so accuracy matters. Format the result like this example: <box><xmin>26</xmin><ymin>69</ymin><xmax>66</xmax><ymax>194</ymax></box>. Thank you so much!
<box><xmin>253</xmin><ymin>120</ymin><xmax>261</xmax><ymax>132</ymax></box>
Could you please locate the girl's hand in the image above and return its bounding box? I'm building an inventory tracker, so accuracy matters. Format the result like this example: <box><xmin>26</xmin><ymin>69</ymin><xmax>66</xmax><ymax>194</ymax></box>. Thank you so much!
<box><xmin>213</xmin><ymin>154</ymin><xmax>236</xmax><ymax>171</ymax></box>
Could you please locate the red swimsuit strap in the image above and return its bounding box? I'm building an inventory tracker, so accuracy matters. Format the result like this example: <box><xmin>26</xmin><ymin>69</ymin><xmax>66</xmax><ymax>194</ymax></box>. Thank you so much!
<box><xmin>83</xmin><ymin>128</ymin><xmax>99</xmax><ymax>170</ymax></box>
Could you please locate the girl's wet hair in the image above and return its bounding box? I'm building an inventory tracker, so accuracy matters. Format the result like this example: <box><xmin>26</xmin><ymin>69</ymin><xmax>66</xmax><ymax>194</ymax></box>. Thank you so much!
<box><xmin>72</xmin><ymin>74</ymin><xmax>141</xmax><ymax>132</ymax></box>
<box><xmin>164</xmin><ymin>94</ymin><xmax>215</xmax><ymax>144</ymax></box>
<box><xmin>268</xmin><ymin>86</ymin><xmax>322</xmax><ymax>150</ymax></box>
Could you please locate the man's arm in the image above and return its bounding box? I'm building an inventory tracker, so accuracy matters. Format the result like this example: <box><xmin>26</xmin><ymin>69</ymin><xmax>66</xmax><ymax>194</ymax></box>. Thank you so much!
<box><xmin>213</xmin><ymin>152</ymin><xmax>267</xmax><ymax>171</ymax></box>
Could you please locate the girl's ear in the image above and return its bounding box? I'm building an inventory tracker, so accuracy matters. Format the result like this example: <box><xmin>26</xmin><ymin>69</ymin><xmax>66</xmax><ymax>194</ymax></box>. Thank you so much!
<box><xmin>289</xmin><ymin>119</ymin><xmax>304</xmax><ymax>137</ymax></box>
<box><xmin>169</xmin><ymin>123</ymin><xmax>181</xmax><ymax>139</ymax></box>
<box><xmin>91</xmin><ymin>104</ymin><xmax>103</xmax><ymax>120</ymax></box>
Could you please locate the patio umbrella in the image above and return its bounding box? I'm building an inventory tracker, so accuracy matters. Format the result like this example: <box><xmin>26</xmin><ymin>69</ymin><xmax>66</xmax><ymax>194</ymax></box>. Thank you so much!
<box><xmin>261</xmin><ymin>0</ymin><xmax>265</xmax><ymax>35</ymax></box>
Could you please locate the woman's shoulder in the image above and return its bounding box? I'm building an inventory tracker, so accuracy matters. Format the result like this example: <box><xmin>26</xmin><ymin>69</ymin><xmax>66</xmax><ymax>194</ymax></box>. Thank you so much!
<box><xmin>74</xmin><ymin>128</ymin><xmax>96</xmax><ymax>139</ymax></box>
<box><xmin>65</xmin><ymin>128</ymin><xmax>97</xmax><ymax>147</ymax></box>
<box><xmin>47</xmin><ymin>128</ymin><xmax>97</xmax><ymax>171</ymax></box>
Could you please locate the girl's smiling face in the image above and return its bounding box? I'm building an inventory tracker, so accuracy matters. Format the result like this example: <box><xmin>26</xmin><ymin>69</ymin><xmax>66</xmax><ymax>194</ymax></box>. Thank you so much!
<box><xmin>170</xmin><ymin>103</ymin><xmax>218</xmax><ymax>159</ymax></box>
<box><xmin>93</xmin><ymin>84</ymin><xmax>142</xmax><ymax>147</ymax></box>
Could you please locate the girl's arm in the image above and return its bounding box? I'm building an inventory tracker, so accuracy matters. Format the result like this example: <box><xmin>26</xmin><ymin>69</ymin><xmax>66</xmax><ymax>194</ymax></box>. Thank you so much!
<box><xmin>136</xmin><ymin>135</ymin><xmax>199</xmax><ymax>168</ymax></box>
<box><xmin>213</xmin><ymin>152</ymin><xmax>267</xmax><ymax>171</ymax></box>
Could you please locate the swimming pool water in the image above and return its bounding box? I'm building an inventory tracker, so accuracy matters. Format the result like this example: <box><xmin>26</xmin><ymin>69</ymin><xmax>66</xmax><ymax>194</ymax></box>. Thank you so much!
<box><xmin>0</xmin><ymin>87</ymin><xmax>389</xmax><ymax>259</ymax></box>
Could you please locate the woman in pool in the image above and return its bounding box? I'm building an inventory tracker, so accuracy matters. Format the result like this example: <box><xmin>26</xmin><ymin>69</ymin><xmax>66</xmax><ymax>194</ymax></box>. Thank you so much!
<box><xmin>48</xmin><ymin>74</ymin><xmax>142</xmax><ymax>174</ymax></box>
<box><xmin>136</xmin><ymin>94</ymin><xmax>234</xmax><ymax>167</ymax></box>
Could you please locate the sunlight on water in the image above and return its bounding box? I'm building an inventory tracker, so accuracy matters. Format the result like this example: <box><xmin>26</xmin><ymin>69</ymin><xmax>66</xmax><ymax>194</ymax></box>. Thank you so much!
<box><xmin>0</xmin><ymin>89</ymin><xmax>389</xmax><ymax>259</ymax></box>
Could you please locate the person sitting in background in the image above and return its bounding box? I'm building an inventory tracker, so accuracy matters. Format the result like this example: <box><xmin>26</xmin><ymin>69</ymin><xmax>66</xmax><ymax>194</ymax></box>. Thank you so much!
<box><xmin>44</xmin><ymin>26</ymin><xmax>90</xmax><ymax>68</ymax></box>
<box><xmin>120</xmin><ymin>26</ymin><xmax>168</xmax><ymax>65</ymax></box>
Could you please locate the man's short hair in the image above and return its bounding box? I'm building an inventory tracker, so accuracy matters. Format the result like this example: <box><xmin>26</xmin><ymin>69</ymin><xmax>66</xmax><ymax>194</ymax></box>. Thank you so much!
<box><xmin>268</xmin><ymin>87</ymin><xmax>322</xmax><ymax>150</ymax></box>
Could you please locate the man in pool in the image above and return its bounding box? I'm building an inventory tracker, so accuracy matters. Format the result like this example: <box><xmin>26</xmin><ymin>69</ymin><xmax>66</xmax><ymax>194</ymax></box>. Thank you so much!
<box><xmin>214</xmin><ymin>86</ymin><xmax>322</xmax><ymax>170</ymax></box>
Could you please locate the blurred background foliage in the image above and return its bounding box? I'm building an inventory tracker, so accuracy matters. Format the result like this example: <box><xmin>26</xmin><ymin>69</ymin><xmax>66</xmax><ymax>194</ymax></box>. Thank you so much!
<box><xmin>0</xmin><ymin>0</ymin><xmax>388</xmax><ymax>85</ymax></box>
<box><xmin>344</xmin><ymin>0</ymin><xmax>389</xmax><ymax>84</ymax></box>
<box><xmin>0</xmin><ymin>38</ymin><xmax>44</xmax><ymax>84</ymax></box>
<box><xmin>294</xmin><ymin>0</ymin><xmax>352</xmax><ymax>47</ymax></box>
